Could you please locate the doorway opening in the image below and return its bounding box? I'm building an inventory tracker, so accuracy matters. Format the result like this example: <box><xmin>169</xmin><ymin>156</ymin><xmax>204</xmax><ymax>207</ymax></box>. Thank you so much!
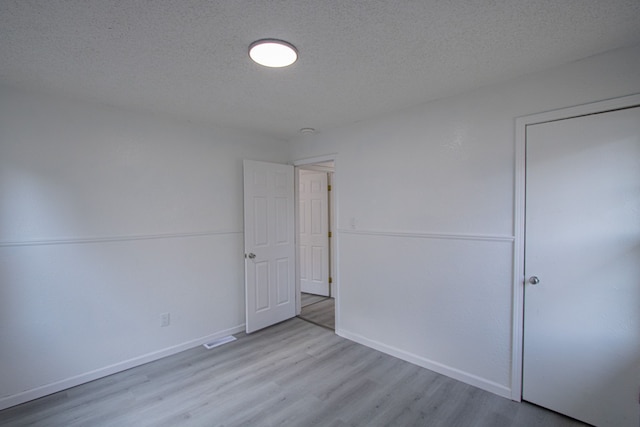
<box><xmin>299</xmin><ymin>293</ymin><xmax>334</xmax><ymax>330</ymax></box>
<box><xmin>294</xmin><ymin>157</ymin><xmax>336</xmax><ymax>331</ymax></box>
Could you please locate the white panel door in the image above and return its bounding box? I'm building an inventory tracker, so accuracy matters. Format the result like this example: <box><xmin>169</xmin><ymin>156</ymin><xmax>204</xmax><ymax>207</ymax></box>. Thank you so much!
<box><xmin>523</xmin><ymin>106</ymin><xmax>640</xmax><ymax>426</ymax></box>
<box><xmin>243</xmin><ymin>160</ymin><xmax>295</xmax><ymax>333</ymax></box>
<box><xmin>299</xmin><ymin>170</ymin><xmax>330</xmax><ymax>296</ymax></box>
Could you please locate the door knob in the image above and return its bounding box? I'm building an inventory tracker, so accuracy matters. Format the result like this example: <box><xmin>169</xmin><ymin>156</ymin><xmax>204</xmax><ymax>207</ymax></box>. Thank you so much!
<box><xmin>528</xmin><ymin>276</ymin><xmax>540</xmax><ymax>285</ymax></box>
<box><xmin>247</xmin><ymin>253</ymin><xmax>256</xmax><ymax>259</ymax></box>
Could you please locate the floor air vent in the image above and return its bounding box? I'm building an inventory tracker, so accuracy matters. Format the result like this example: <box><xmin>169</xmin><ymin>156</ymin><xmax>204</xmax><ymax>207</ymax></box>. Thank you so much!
<box><xmin>203</xmin><ymin>336</ymin><xmax>236</xmax><ymax>350</ymax></box>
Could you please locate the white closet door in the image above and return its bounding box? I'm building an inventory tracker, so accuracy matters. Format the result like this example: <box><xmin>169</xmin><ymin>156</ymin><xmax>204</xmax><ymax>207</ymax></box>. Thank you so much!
<box><xmin>523</xmin><ymin>106</ymin><xmax>640</xmax><ymax>426</ymax></box>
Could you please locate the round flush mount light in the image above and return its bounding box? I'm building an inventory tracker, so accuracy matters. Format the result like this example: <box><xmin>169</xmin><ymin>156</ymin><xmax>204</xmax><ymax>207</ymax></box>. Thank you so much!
<box><xmin>299</xmin><ymin>128</ymin><xmax>316</xmax><ymax>135</ymax></box>
<box><xmin>249</xmin><ymin>39</ymin><xmax>298</xmax><ymax>68</ymax></box>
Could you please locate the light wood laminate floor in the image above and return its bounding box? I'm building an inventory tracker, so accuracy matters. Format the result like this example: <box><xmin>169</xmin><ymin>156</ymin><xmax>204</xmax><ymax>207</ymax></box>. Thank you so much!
<box><xmin>301</xmin><ymin>292</ymin><xmax>328</xmax><ymax>307</ymax></box>
<box><xmin>299</xmin><ymin>297</ymin><xmax>335</xmax><ymax>330</ymax></box>
<box><xmin>0</xmin><ymin>318</ymin><xmax>587</xmax><ymax>427</ymax></box>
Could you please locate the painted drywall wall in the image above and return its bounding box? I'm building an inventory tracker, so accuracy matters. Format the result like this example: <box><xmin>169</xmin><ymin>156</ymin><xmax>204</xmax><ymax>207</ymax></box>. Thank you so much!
<box><xmin>290</xmin><ymin>44</ymin><xmax>640</xmax><ymax>397</ymax></box>
<box><xmin>0</xmin><ymin>86</ymin><xmax>290</xmax><ymax>408</ymax></box>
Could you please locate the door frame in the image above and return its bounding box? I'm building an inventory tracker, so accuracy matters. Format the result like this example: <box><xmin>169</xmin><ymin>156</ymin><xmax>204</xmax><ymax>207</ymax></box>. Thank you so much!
<box><xmin>511</xmin><ymin>93</ymin><xmax>640</xmax><ymax>400</ymax></box>
<box><xmin>293</xmin><ymin>154</ymin><xmax>338</xmax><ymax>326</ymax></box>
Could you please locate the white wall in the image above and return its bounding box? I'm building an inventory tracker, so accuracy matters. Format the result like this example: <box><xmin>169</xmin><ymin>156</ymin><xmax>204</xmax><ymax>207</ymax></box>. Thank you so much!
<box><xmin>290</xmin><ymin>44</ymin><xmax>640</xmax><ymax>397</ymax></box>
<box><xmin>0</xmin><ymin>85</ymin><xmax>289</xmax><ymax>409</ymax></box>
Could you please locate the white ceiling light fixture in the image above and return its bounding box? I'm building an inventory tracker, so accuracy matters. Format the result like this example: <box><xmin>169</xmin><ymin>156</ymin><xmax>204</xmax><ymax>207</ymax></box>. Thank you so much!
<box><xmin>249</xmin><ymin>39</ymin><xmax>298</xmax><ymax>68</ymax></box>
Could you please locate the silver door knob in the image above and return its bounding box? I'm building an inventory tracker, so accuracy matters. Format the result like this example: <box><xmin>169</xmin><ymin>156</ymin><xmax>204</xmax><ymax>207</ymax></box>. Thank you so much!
<box><xmin>528</xmin><ymin>276</ymin><xmax>540</xmax><ymax>285</ymax></box>
<box><xmin>247</xmin><ymin>253</ymin><xmax>256</xmax><ymax>259</ymax></box>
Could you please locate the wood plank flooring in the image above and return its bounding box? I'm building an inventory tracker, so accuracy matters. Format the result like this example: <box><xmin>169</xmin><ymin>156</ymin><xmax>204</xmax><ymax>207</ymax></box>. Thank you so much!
<box><xmin>299</xmin><ymin>297</ymin><xmax>335</xmax><ymax>330</ymax></box>
<box><xmin>0</xmin><ymin>318</ymin><xmax>587</xmax><ymax>427</ymax></box>
<box><xmin>301</xmin><ymin>292</ymin><xmax>328</xmax><ymax>307</ymax></box>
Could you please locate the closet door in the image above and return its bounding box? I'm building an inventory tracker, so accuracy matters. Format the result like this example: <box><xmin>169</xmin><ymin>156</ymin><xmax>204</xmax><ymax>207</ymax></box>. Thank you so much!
<box><xmin>523</xmin><ymin>106</ymin><xmax>640</xmax><ymax>426</ymax></box>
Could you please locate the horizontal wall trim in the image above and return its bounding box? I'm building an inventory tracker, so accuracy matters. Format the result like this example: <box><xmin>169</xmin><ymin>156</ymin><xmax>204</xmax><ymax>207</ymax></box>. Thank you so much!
<box><xmin>337</xmin><ymin>228</ymin><xmax>515</xmax><ymax>243</ymax></box>
<box><xmin>0</xmin><ymin>230</ymin><xmax>242</xmax><ymax>248</ymax></box>
<box><xmin>0</xmin><ymin>324</ymin><xmax>245</xmax><ymax>411</ymax></box>
<box><xmin>336</xmin><ymin>328</ymin><xmax>511</xmax><ymax>400</ymax></box>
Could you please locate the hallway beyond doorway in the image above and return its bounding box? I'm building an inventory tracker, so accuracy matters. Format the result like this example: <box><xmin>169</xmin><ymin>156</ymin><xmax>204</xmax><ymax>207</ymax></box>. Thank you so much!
<box><xmin>299</xmin><ymin>292</ymin><xmax>334</xmax><ymax>330</ymax></box>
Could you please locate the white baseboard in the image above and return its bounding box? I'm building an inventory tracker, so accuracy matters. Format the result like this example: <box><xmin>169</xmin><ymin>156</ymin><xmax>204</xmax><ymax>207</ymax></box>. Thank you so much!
<box><xmin>336</xmin><ymin>328</ymin><xmax>512</xmax><ymax>399</ymax></box>
<box><xmin>0</xmin><ymin>324</ymin><xmax>245</xmax><ymax>411</ymax></box>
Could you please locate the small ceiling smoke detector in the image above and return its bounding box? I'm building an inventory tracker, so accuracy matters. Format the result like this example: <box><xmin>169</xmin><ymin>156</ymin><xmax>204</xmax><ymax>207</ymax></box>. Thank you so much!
<box><xmin>299</xmin><ymin>128</ymin><xmax>316</xmax><ymax>134</ymax></box>
<box><xmin>249</xmin><ymin>39</ymin><xmax>298</xmax><ymax>68</ymax></box>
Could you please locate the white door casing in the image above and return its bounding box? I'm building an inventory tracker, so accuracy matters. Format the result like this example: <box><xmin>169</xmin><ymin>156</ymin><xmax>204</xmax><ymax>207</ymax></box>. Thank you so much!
<box><xmin>522</xmin><ymin>106</ymin><xmax>640</xmax><ymax>426</ymax></box>
<box><xmin>328</xmin><ymin>171</ymin><xmax>336</xmax><ymax>298</ymax></box>
<box><xmin>243</xmin><ymin>160</ymin><xmax>296</xmax><ymax>334</ymax></box>
<box><xmin>299</xmin><ymin>170</ymin><xmax>330</xmax><ymax>296</ymax></box>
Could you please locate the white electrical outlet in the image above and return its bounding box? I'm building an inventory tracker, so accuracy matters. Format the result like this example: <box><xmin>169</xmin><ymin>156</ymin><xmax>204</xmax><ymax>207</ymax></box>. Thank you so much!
<box><xmin>160</xmin><ymin>312</ymin><xmax>170</xmax><ymax>327</ymax></box>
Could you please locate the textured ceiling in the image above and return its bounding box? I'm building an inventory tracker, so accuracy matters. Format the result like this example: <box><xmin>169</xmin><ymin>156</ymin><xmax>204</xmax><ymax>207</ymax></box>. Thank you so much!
<box><xmin>2</xmin><ymin>1</ymin><xmax>640</xmax><ymax>140</ymax></box>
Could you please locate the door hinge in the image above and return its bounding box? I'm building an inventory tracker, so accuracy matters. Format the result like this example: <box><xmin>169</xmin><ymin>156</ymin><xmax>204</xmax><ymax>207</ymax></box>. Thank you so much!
<box><xmin>329</xmin><ymin>277</ymin><xmax>333</xmax><ymax>284</ymax></box>
<box><xmin>328</xmin><ymin>231</ymin><xmax>332</xmax><ymax>238</ymax></box>
<box><xmin>328</xmin><ymin>184</ymin><xmax>332</xmax><ymax>191</ymax></box>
